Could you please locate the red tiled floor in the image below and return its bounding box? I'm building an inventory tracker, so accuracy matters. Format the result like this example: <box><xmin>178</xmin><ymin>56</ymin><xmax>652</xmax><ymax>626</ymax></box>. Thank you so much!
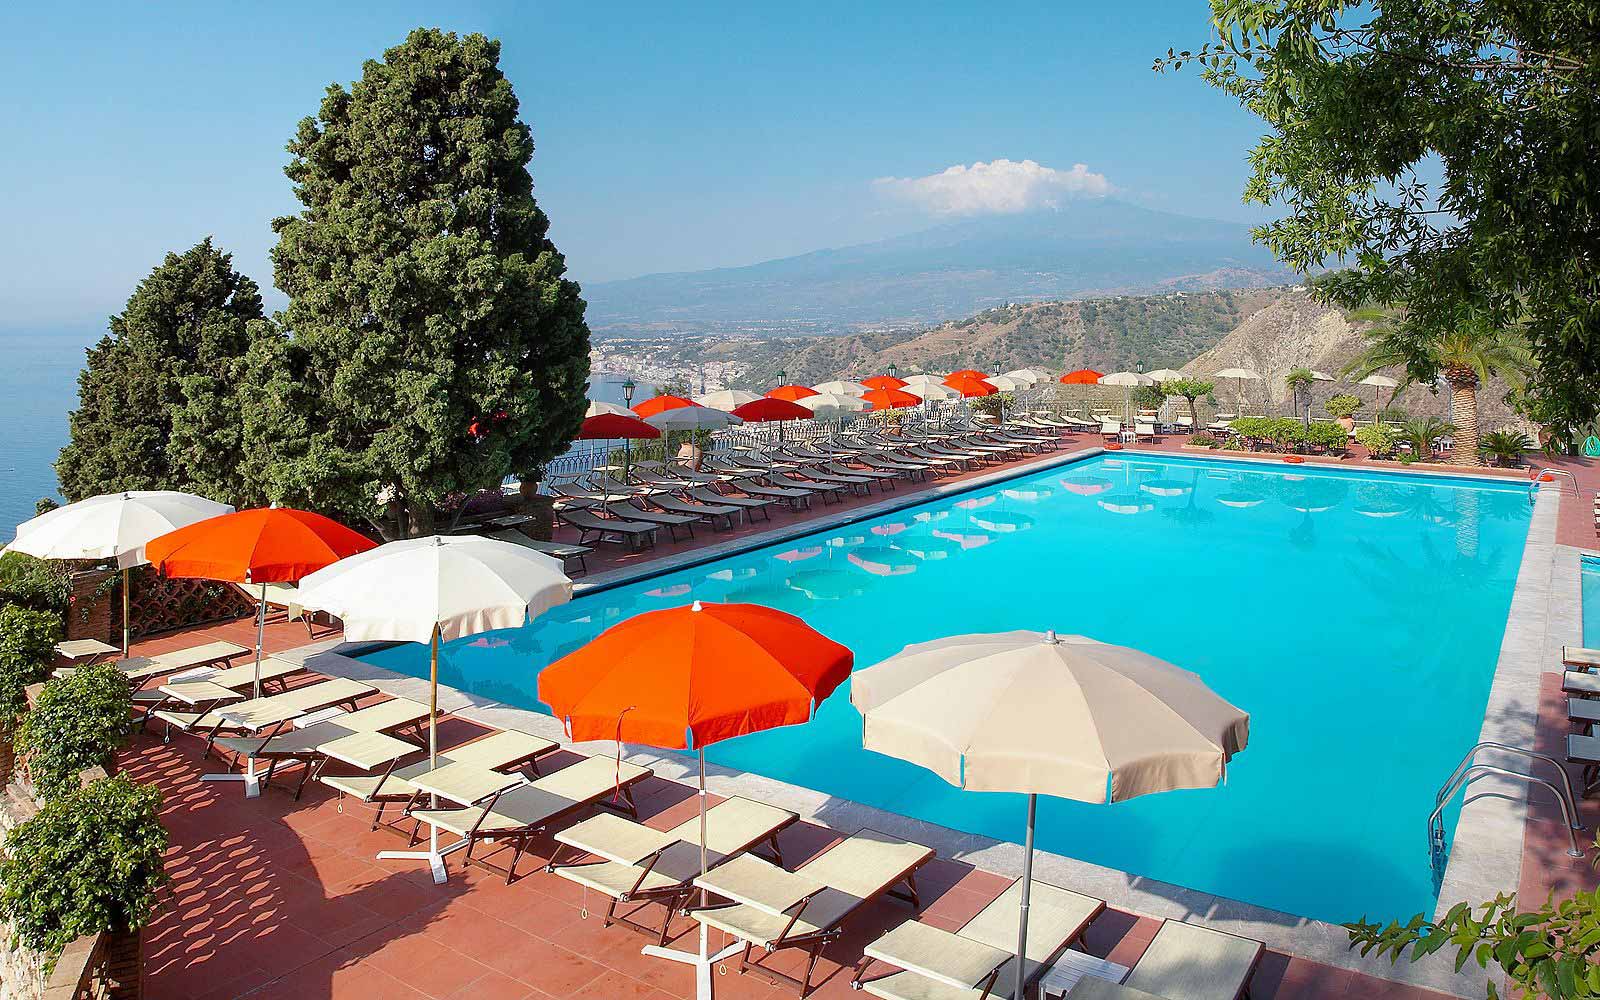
<box><xmin>118</xmin><ymin>436</ymin><xmax>1580</xmax><ymax>999</ymax></box>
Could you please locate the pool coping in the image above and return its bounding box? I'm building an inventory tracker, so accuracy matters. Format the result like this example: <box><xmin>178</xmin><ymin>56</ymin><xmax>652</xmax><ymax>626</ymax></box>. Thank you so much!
<box><xmin>280</xmin><ymin>445</ymin><xmax>1556</xmax><ymax>998</ymax></box>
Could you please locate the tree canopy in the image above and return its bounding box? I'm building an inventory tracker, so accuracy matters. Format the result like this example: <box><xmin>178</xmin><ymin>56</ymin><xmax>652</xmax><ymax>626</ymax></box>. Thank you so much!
<box><xmin>256</xmin><ymin>28</ymin><xmax>591</xmax><ymax>536</ymax></box>
<box><xmin>55</xmin><ymin>239</ymin><xmax>268</xmax><ymax>503</ymax></box>
<box><xmin>1157</xmin><ymin>1</ymin><xmax>1600</xmax><ymax>438</ymax></box>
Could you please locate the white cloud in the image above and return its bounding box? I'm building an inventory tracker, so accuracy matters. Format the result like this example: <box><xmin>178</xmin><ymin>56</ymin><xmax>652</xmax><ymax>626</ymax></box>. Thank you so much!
<box><xmin>873</xmin><ymin>158</ymin><xmax>1111</xmax><ymax>215</ymax></box>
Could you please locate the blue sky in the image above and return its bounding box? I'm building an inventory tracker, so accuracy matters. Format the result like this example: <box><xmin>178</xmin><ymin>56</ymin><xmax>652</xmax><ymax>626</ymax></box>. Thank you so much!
<box><xmin>1</xmin><ymin>1</ymin><xmax>1272</xmax><ymax>331</ymax></box>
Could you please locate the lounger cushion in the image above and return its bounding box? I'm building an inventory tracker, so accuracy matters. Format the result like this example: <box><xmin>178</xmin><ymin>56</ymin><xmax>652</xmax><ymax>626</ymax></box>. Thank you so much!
<box><xmin>1565</xmin><ymin>646</ymin><xmax>1600</xmax><ymax>668</ymax></box>
<box><xmin>1564</xmin><ymin>671</ymin><xmax>1600</xmax><ymax>696</ymax></box>
<box><xmin>1123</xmin><ymin>920</ymin><xmax>1261</xmax><ymax>1000</ymax></box>
<box><xmin>416</xmin><ymin>757</ymin><xmax>650</xmax><ymax>835</ymax></box>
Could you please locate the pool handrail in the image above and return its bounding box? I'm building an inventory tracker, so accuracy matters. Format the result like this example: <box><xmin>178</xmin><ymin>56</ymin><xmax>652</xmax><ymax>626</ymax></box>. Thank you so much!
<box><xmin>1430</xmin><ymin>742</ymin><xmax>1586</xmax><ymax>872</ymax></box>
<box><xmin>1527</xmin><ymin>467</ymin><xmax>1578</xmax><ymax>503</ymax></box>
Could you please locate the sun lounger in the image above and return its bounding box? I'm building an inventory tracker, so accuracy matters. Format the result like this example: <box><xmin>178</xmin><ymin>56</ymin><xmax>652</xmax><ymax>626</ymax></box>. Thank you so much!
<box><xmin>212</xmin><ymin>697</ymin><xmax>430</xmax><ymax>798</ymax></box>
<box><xmin>613</xmin><ymin>500</ymin><xmax>700</xmax><ymax>541</ymax></box>
<box><xmin>410</xmin><ymin>753</ymin><xmax>655</xmax><ymax>882</ymax></box>
<box><xmin>1100</xmin><ymin>420</ymin><xmax>1123</xmax><ymax>442</ymax></box>
<box><xmin>131</xmin><ymin>655</ymin><xmax>307</xmax><ymax>724</ymax></box>
<box><xmin>852</xmin><ymin>878</ymin><xmax>1104</xmax><ymax>1000</ymax></box>
<box><xmin>645</xmin><ymin>492</ymin><xmax>743</xmax><ymax>529</ymax></box>
<box><xmin>559</xmin><ymin>506</ymin><xmax>659</xmax><ymax>551</ymax></box>
<box><xmin>548</xmin><ymin>480</ymin><xmax>635</xmax><ymax>504</ymax></box>
<box><xmin>738</xmin><ymin>481</ymin><xmax>814</xmax><ymax>510</ymax></box>
<box><xmin>856</xmin><ymin>453</ymin><xmax>931</xmax><ymax>480</ymax></box>
<box><xmin>1564</xmin><ymin>646</ymin><xmax>1600</xmax><ymax>669</ymax></box>
<box><xmin>485</xmin><ymin>529</ymin><xmax>591</xmax><ymax>574</ymax></box>
<box><xmin>825</xmin><ymin>460</ymin><xmax>899</xmax><ymax>488</ymax></box>
<box><xmin>151</xmin><ymin>677</ymin><xmax>376</xmax><ymax>754</ymax></box>
<box><xmin>689</xmin><ymin>485</ymin><xmax>774</xmax><ymax>521</ymax></box>
<box><xmin>320</xmin><ymin>727</ymin><xmax>559</xmax><ymax>829</ymax></box>
<box><xmin>796</xmin><ymin>466</ymin><xmax>874</xmax><ymax>496</ymax></box>
<box><xmin>691</xmin><ymin>828</ymin><xmax>935</xmax><ymax>996</ymax></box>
<box><xmin>768</xmin><ymin>472</ymin><xmax>848</xmax><ymax>504</ymax></box>
<box><xmin>1120</xmin><ymin>919</ymin><xmax>1262</xmax><ymax>1000</ymax></box>
<box><xmin>88</xmin><ymin>640</ymin><xmax>251</xmax><ymax>688</ymax></box>
<box><xmin>1569</xmin><ymin>697</ymin><xmax>1600</xmax><ymax>735</ymax></box>
<box><xmin>548</xmin><ymin>795</ymin><xmax>797</xmax><ymax>943</ymax></box>
<box><xmin>1563</xmin><ymin>670</ymin><xmax>1600</xmax><ymax>697</ymax></box>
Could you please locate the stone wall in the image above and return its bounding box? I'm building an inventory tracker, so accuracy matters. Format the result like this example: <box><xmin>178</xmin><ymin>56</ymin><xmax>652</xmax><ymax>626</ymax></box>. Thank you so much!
<box><xmin>0</xmin><ymin>783</ymin><xmax>44</xmax><ymax>1000</ymax></box>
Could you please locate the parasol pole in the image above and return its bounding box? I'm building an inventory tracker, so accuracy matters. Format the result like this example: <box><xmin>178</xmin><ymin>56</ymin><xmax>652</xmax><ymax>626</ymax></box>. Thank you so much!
<box><xmin>121</xmin><ymin>566</ymin><xmax>131</xmax><ymax>657</ymax></box>
<box><xmin>1013</xmin><ymin>792</ymin><xmax>1037</xmax><ymax>1000</ymax></box>
<box><xmin>253</xmin><ymin>580</ymin><xmax>266</xmax><ymax>698</ymax></box>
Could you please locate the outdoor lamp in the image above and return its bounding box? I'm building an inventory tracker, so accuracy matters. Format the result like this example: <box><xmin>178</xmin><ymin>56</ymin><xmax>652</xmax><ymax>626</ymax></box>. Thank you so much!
<box><xmin>888</xmin><ymin>363</ymin><xmax>898</xmax><ymax>378</ymax></box>
<box><xmin>621</xmin><ymin>379</ymin><xmax>637</xmax><ymax>478</ymax></box>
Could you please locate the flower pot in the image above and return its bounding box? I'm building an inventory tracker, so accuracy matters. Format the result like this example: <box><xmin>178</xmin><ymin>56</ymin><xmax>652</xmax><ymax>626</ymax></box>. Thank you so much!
<box><xmin>1337</xmin><ymin>416</ymin><xmax>1355</xmax><ymax>432</ymax></box>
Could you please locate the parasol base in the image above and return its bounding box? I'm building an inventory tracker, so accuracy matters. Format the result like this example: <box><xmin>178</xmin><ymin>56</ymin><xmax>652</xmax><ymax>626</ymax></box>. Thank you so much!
<box><xmin>642</xmin><ymin>940</ymin><xmax>745</xmax><ymax>999</ymax></box>
<box><xmin>377</xmin><ymin>845</ymin><xmax>462</xmax><ymax>884</ymax></box>
<box><xmin>201</xmin><ymin>769</ymin><xmax>262</xmax><ymax>798</ymax></box>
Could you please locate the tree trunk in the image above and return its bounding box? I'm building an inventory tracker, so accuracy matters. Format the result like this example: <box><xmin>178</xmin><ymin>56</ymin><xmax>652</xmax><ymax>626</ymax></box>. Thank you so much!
<box><xmin>401</xmin><ymin>500</ymin><xmax>437</xmax><ymax>538</ymax></box>
<box><xmin>1187</xmin><ymin>396</ymin><xmax>1200</xmax><ymax>432</ymax></box>
<box><xmin>1446</xmin><ymin>369</ymin><xmax>1481</xmax><ymax>467</ymax></box>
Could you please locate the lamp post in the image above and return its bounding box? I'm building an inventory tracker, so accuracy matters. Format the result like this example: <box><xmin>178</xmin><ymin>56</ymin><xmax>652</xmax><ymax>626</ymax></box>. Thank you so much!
<box><xmin>622</xmin><ymin>379</ymin><xmax>636</xmax><ymax>478</ymax></box>
<box><xmin>993</xmin><ymin>360</ymin><xmax>1004</xmax><ymax>423</ymax></box>
<box><xmin>888</xmin><ymin>362</ymin><xmax>898</xmax><ymax>380</ymax></box>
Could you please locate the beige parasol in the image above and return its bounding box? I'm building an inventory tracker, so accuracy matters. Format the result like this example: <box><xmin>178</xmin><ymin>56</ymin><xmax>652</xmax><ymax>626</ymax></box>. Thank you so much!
<box><xmin>852</xmin><ymin>630</ymin><xmax>1248</xmax><ymax>1000</ymax></box>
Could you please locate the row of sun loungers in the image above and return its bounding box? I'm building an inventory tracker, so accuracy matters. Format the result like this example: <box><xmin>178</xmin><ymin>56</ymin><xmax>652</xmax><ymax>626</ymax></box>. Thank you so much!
<box><xmin>116</xmin><ymin>638</ymin><xmax>1262</xmax><ymax>999</ymax></box>
<box><xmin>1562</xmin><ymin>645</ymin><xmax>1600</xmax><ymax>796</ymax></box>
<box><xmin>548</xmin><ymin>418</ymin><xmax>1074</xmax><ymax>551</ymax></box>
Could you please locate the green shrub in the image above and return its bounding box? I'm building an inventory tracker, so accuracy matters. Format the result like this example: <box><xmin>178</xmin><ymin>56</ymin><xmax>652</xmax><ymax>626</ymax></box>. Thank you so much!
<box><xmin>1376</xmin><ymin>406</ymin><xmax>1409</xmax><ymax>425</ymax></box>
<box><xmin>0</xmin><ymin>603</ymin><xmax>61</xmax><ymax>723</ymax></box>
<box><xmin>1355</xmin><ymin>424</ymin><xmax>1399</xmax><ymax>458</ymax></box>
<box><xmin>1324</xmin><ymin>394</ymin><xmax>1364</xmax><ymax>419</ymax></box>
<box><xmin>1304</xmin><ymin>421</ymin><xmax>1350</xmax><ymax>452</ymax></box>
<box><xmin>0</xmin><ymin>552</ymin><xmax>70</xmax><ymax>617</ymax></box>
<box><xmin>1479</xmin><ymin>428</ymin><xmax>1532</xmax><ymax>467</ymax></box>
<box><xmin>0</xmin><ymin>774</ymin><xmax>167</xmax><ymax>958</ymax></box>
<box><xmin>17</xmin><ymin>663</ymin><xmax>134</xmax><ymax>800</ymax></box>
<box><xmin>1232</xmin><ymin>416</ymin><xmax>1305</xmax><ymax>451</ymax></box>
<box><xmin>1186</xmin><ymin>432</ymin><xmax>1223</xmax><ymax>449</ymax></box>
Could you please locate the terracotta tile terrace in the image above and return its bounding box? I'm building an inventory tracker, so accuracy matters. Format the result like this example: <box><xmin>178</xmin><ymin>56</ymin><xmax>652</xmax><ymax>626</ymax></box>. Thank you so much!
<box><xmin>115</xmin><ymin>432</ymin><xmax>1598</xmax><ymax>999</ymax></box>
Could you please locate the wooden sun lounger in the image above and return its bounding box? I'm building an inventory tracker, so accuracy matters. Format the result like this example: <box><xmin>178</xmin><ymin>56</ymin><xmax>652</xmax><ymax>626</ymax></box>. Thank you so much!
<box><xmin>1119</xmin><ymin>919</ymin><xmax>1262</xmax><ymax>999</ymax></box>
<box><xmin>410</xmin><ymin>754</ymin><xmax>655</xmax><ymax>882</ymax></box>
<box><xmin>212</xmin><ymin>696</ymin><xmax>430</xmax><ymax>798</ymax></box>
<box><xmin>853</xmin><ymin>878</ymin><xmax>1105</xmax><ymax>1000</ymax></box>
<box><xmin>690</xmin><ymin>828</ymin><xmax>935</xmax><ymax>997</ymax></box>
<box><xmin>319</xmin><ymin>728</ymin><xmax>558</xmax><ymax>830</ymax></box>
<box><xmin>548</xmin><ymin>796</ymin><xmax>798</xmax><ymax>943</ymax></box>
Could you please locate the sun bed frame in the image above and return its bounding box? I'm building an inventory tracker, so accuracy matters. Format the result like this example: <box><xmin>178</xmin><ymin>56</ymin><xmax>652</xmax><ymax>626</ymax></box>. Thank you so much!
<box><xmin>689</xmin><ymin>828</ymin><xmax>934</xmax><ymax>997</ymax></box>
<box><xmin>1121</xmin><ymin>918</ymin><xmax>1263</xmax><ymax>1000</ymax></box>
<box><xmin>408</xmin><ymin>754</ymin><xmax>655</xmax><ymax>882</ymax></box>
<box><xmin>546</xmin><ymin>796</ymin><xmax>797</xmax><ymax>944</ymax></box>
<box><xmin>850</xmin><ymin>878</ymin><xmax>1105</xmax><ymax>1000</ymax></box>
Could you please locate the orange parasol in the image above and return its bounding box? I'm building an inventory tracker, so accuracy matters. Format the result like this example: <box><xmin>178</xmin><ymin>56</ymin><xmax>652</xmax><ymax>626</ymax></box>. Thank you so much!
<box><xmin>766</xmin><ymin>384</ymin><xmax>819</xmax><ymax>402</ymax></box>
<box><xmin>944</xmin><ymin>375</ymin><xmax>997</xmax><ymax>398</ymax></box>
<box><xmin>538</xmin><ymin>600</ymin><xmax>851</xmax><ymax>997</ymax></box>
<box><xmin>861</xmin><ymin>375</ymin><xmax>909</xmax><ymax>390</ymax></box>
<box><xmin>862</xmin><ymin>387</ymin><xmax>922</xmax><ymax>410</ymax></box>
<box><xmin>145</xmin><ymin>506</ymin><xmax>376</xmax><ymax>735</ymax></box>
<box><xmin>948</xmin><ymin>368</ymin><xmax>987</xmax><ymax>380</ymax></box>
<box><xmin>145</xmin><ymin>507</ymin><xmax>374</xmax><ymax>585</ymax></box>
<box><xmin>631</xmin><ymin>394</ymin><xmax>700</xmax><ymax>418</ymax></box>
<box><xmin>1060</xmin><ymin>368</ymin><xmax>1104</xmax><ymax>384</ymax></box>
<box><xmin>540</xmin><ymin>601</ymin><xmax>850</xmax><ymax>747</ymax></box>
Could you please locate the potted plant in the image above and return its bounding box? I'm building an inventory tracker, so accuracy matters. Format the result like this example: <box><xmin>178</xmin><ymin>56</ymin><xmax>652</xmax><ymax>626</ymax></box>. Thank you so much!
<box><xmin>1479</xmin><ymin>428</ymin><xmax>1533</xmax><ymax>468</ymax></box>
<box><xmin>1324</xmin><ymin>394</ymin><xmax>1364</xmax><ymax>432</ymax></box>
<box><xmin>16</xmin><ymin>662</ymin><xmax>133</xmax><ymax>800</ymax></box>
<box><xmin>1400</xmin><ymin>416</ymin><xmax>1457</xmax><ymax>462</ymax></box>
<box><xmin>0</xmin><ymin>773</ymin><xmax>167</xmax><ymax>974</ymax></box>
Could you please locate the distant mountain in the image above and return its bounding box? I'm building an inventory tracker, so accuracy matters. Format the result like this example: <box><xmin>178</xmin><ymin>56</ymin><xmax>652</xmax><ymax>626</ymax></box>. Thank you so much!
<box><xmin>585</xmin><ymin>199</ymin><xmax>1294</xmax><ymax>333</ymax></box>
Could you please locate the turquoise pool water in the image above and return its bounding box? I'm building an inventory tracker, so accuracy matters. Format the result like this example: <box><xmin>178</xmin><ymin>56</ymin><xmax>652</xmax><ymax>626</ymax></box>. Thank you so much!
<box><xmin>361</xmin><ymin>454</ymin><xmax>1533</xmax><ymax>924</ymax></box>
<box><xmin>1584</xmin><ymin>555</ymin><xmax>1599</xmax><ymax>648</ymax></box>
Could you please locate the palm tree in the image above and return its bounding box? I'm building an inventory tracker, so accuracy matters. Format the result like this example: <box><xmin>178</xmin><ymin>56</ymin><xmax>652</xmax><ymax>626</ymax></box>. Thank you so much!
<box><xmin>1343</xmin><ymin>318</ymin><xmax>1533</xmax><ymax>468</ymax></box>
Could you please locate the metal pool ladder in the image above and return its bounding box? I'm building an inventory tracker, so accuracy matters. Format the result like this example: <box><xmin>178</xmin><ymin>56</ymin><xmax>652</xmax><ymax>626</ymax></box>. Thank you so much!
<box><xmin>1433</xmin><ymin>742</ymin><xmax>1580</xmax><ymax>889</ymax></box>
<box><xmin>1429</xmin><ymin>742</ymin><xmax>1586</xmax><ymax>890</ymax></box>
<box><xmin>1527</xmin><ymin>467</ymin><xmax>1578</xmax><ymax>504</ymax></box>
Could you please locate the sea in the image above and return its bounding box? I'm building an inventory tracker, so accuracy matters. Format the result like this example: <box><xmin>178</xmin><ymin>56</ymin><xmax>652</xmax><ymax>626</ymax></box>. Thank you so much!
<box><xmin>0</xmin><ymin>326</ymin><xmax>638</xmax><ymax>544</ymax></box>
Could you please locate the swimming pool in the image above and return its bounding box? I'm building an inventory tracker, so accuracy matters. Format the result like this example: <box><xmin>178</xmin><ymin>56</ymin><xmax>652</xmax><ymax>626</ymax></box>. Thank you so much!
<box><xmin>360</xmin><ymin>453</ymin><xmax>1533</xmax><ymax>924</ymax></box>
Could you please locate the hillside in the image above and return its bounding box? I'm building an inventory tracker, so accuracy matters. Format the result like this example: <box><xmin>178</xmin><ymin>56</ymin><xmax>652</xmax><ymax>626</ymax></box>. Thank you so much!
<box><xmin>585</xmin><ymin>199</ymin><xmax>1293</xmax><ymax>333</ymax></box>
<box><xmin>687</xmin><ymin>287</ymin><xmax>1291</xmax><ymax>388</ymax></box>
<box><xmin>1184</xmin><ymin>288</ymin><xmax>1530</xmax><ymax>429</ymax></box>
